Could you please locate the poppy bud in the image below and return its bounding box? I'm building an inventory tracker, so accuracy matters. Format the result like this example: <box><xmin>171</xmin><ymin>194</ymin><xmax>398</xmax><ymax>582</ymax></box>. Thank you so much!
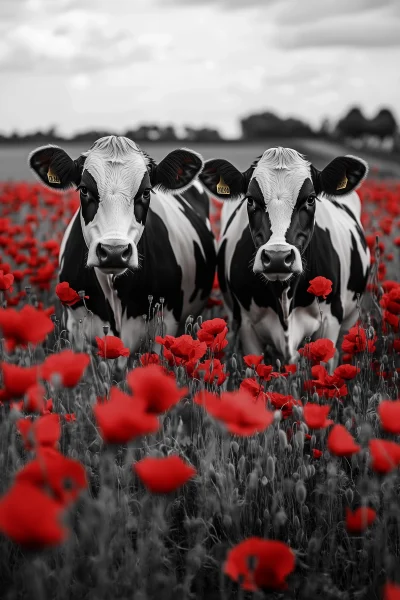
<box><xmin>261</xmin><ymin>475</ymin><xmax>268</xmax><ymax>486</ymax></box>
<box><xmin>274</xmin><ymin>509</ymin><xmax>287</xmax><ymax>527</ymax></box>
<box><xmin>274</xmin><ymin>410</ymin><xmax>282</xmax><ymax>423</ymax></box>
<box><xmin>230</xmin><ymin>441</ymin><xmax>239</xmax><ymax>454</ymax></box>
<box><xmin>279</xmin><ymin>429</ymin><xmax>287</xmax><ymax>450</ymax></box>
<box><xmin>248</xmin><ymin>470</ymin><xmax>258</xmax><ymax>491</ymax></box>
<box><xmin>345</xmin><ymin>487</ymin><xmax>354</xmax><ymax>504</ymax></box>
<box><xmin>266</xmin><ymin>456</ymin><xmax>275</xmax><ymax>481</ymax></box>
<box><xmin>293</xmin><ymin>515</ymin><xmax>301</xmax><ymax>530</ymax></box>
<box><xmin>227</xmin><ymin>463</ymin><xmax>236</xmax><ymax>479</ymax></box>
<box><xmin>295</xmin><ymin>480</ymin><xmax>307</xmax><ymax>504</ymax></box>
<box><xmin>231</xmin><ymin>355</ymin><xmax>237</xmax><ymax>370</ymax></box>
<box><xmin>238</xmin><ymin>455</ymin><xmax>246</xmax><ymax>478</ymax></box>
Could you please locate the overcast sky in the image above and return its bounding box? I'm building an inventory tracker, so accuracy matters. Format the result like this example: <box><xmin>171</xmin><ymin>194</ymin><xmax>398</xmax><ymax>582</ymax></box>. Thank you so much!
<box><xmin>0</xmin><ymin>0</ymin><xmax>399</xmax><ymax>138</ymax></box>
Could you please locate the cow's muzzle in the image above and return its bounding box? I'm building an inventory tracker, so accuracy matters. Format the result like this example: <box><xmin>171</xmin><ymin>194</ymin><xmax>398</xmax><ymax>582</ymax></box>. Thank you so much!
<box><xmin>253</xmin><ymin>243</ymin><xmax>302</xmax><ymax>282</ymax></box>
<box><xmin>96</xmin><ymin>242</ymin><xmax>133</xmax><ymax>271</ymax></box>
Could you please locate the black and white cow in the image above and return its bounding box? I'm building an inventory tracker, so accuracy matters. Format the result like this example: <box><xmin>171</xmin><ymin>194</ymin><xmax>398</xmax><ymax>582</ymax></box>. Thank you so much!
<box><xmin>199</xmin><ymin>147</ymin><xmax>370</xmax><ymax>363</ymax></box>
<box><xmin>29</xmin><ymin>136</ymin><xmax>216</xmax><ymax>352</ymax></box>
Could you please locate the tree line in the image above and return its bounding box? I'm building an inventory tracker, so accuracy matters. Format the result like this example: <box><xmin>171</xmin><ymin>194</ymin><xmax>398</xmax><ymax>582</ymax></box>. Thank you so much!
<box><xmin>0</xmin><ymin>106</ymin><xmax>397</xmax><ymax>145</ymax></box>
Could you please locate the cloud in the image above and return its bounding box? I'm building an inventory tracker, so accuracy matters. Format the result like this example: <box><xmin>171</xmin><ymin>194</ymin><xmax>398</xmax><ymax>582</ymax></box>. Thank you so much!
<box><xmin>0</xmin><ymin>4</ymin><xmax>169</xmax><ymax>74</ymax></box>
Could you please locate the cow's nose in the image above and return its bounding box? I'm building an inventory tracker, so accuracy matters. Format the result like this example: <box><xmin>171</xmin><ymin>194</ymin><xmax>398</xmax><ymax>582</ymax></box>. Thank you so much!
<box><xmin>96</xmin><ymin>243</ymin><xmax>132</xmax><ymax>267</ymax></box>
<box><xmin>261</xmin><ymin>248</ymin><xmax>295</xmax><ymax>273</ymax></box>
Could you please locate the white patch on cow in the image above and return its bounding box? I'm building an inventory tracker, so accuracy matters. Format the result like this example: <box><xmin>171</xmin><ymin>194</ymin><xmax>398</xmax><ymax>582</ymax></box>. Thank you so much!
<box><xmin>80</xmin><ymin>136</ymin><xmax>149</xmax><ymax>269</ymax></box>
<box><xmin>65</xmin><ymin>305</ymin><xmax>112</xmax><ymax>351</ymax></box>
<box><xmin>251</xmin><ymin>148</ymin><xmax>311</xmax><ymax>277</ymax></box>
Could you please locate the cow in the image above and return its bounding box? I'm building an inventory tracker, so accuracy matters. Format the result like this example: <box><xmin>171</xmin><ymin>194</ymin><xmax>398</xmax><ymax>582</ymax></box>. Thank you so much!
<box><xmin>29</xmin><ymin>136</ymin><xmax>217</xmax><ymax>353</ymax></box>
<box><xmin>199</xmin><ymin>147</ymin><xmax>370</xmax><ymax>365</ymax></box>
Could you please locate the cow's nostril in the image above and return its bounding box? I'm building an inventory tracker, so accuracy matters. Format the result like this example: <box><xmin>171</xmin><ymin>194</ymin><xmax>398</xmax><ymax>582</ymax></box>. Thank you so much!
<box><xmin>121</xmin><ymin>244</ymin><xmax>132</xmax><ymax>262</ymax></box>
<box><xmin>261</xmin><ymin>250</ymin><xmax>271</xmax><ymax>266</ymax></box>
<box><xmin>97</xmin><ymin>244</ymin><xmax>108</xmax><ymax>262</ymax></box>
<box><xmin>284</xmin><ymin>250</ymin><xmax>295</xmax><ymax>266</ymax></box>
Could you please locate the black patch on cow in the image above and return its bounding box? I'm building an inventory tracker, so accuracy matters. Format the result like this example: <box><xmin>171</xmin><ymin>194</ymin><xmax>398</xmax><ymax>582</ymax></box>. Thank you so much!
<box><xmin>79</xmin><ymin>170</ymin><xmax>100</xmax><ymax>225</ymax></box>
<box><xmin>133</xmin><ymin>173</ymin><xmax>152</xmax><ymax>225</ymax></box>
<box><xmin>181</xmin><ymin>185</ymin><xmax>210</xmax><ymax>220</ymax></box>
<box><xmin>285</xmin><ymin>179</ymin><xmax>316</xmax><ymax>253</ymax></box>
<box><xmin>347</xmin><ymin>231</ymin><xmax>369</xmax><ymax>300</ymax></box>
<box><xmin>59</xmin><ymin>211</ymin><xmax>117</xmax><ymax>333</ymax></box>
<box><xmin>294</xmin><ymin>223</ymin><xmax>344</xmax><ymax>324</ymax></box>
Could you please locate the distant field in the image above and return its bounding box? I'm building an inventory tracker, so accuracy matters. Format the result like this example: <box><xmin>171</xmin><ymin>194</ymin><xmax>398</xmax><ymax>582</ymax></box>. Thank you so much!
<box><xmin>1</xmin><ymin>139</ymin><xmax>400</xmax><ymax>180</ymax></box>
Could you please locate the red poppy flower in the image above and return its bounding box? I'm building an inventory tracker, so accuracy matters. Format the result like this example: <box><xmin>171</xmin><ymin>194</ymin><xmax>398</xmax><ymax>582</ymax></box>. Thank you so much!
<box><xmin>94</xmin><ymin>387</ymin><xmax>160</xmax><ymax>444</ymax></box>
<box><xmin>284</xmin><ymin>364</ymin><xmax>297</xmax><ymax>374</ymax></box>
<box><xmin>0</xmin><ymin>270</ymin><xmax>13</xmax><ymax>291</ymax></box>
<box><xmin>16</xmin><ymin>448</ymin><xmax>87</xmax><ymax>506</ymax></box>
<box><xmin>298</xmin><ymin>338</ymin><xmax>336</xmax><ymax>364</ymax></box>
<box><xmin>342</xmin><ymin>325</ymin><xmax>376</xmax><ymax>355</ymax></box>
<box><xmin>96</xmin><ymin>335</ymin><xmax>130</xmax><ymax>359</ymax></box>
<box><xmin>378</xmin><ymin>400</ymin><xmax>400</xmax><ymax>434</ymax></box>
<box><xmin>139</xmin><ymin>353</ymin><xmax>160</xmax><ymax>366</ymax></box>
<box><xmin>239</xmin><ymin>378</ymin><xmax>266</xmax><ymax>401</ymax></box>
<box><xmin>0</xmin><ymin>305</ymin><xmax>54</xmax><ymax>351</ymax></box>
<box><xmin>64</xmin><ymin>413</ymin><xmax>76</xmax><ymax>422</ymax></box>
<box><xmin>55</xmin><ymin>281</ymin><xmax>88</xmax><ymax>306</ymax></box>
<box><xmin>0</xmin><ymin>481</ymin><xmax>67</xmax><ymax>549</ymax></box>
<box><xmin>243</xmin><ymin>354</ymin><xmax>264</xmax><ymax>368</ymax></box>
<box><xmin>266</xmin><ymin>392</ymin><xmax>302</xmax><ymax>419</ymax></box>
<box><xmin>43</xmin><ymin>350</ymin><xmax>90</xmax><ymax>387</ymax></box>
<box><xmin>333</xmin><ymin>365</ymin><xmax>360</xmax><ymax>380</ymax></box>
<box><xmin>303</xmin><ymin>403</ymin><xmax>333</xmax><ymax>429</ymax></box>
<box><xmin>224</xmin><ymin>537</ymin><xmax>295</xmax><ymax>591</ymax></box>
<box><xmin>194</xmin><ymin>390</ymin><xmax>274</xmax><ymax>436</ymax></box>
<box><xmin>127</xmin><ymin>364</ymin><xmax>187</xmax><ymax>414</ymax></box>
<box><xmin>194</xmin><ymin>358</ymin><xmax>227</xmax><ymax>386</ymax></box>
<box><xmin>30</xmin><ymin>262</ymin><xmax>56</xmax><ymax>291</ymax></box>
<box><xmin>312</xmin><ymin>449</ymin><xmax>323</xmax><ymax>459</ymax></box>
<box><xmin>307</xmin><ymin>276</ymin><xmax>333</xmax><ymax>300</ymax></box>
<box><xmin>256</xmin><ymin>364</ymin><xmax>273</xmax><ymax>380</ymax></box>
<box><xmin>384</xmin><ymin>582</ymin><xmax>400</xmax><ymax>600</ymax></box>
<box><xmin>327</xmin><ymin>425</ymin><xmax>360</xmax><ymax>457</ymax></box>
<box><xmin>156</xmin><ymin>334</ymin><xmax>207</xmax><ymax>366</ymax></box>
<box><xmin>369</xmin><ymin>439</ymin><xmax>400</xmax><ymax>474</ymax></box>
<box><xmin>16</xmin><ymin>414</ymin><xmax>61</xmax><ymax>451</ymax></box>
<box><xmin>0</xmin><ymin>362</ymin><xmax>39</xmax><ymax>401</ymax></box>
<box><xmin>381</xmin><ymin>287</ymin><xmax>400</xmax><ymax>315</ymax></box>
<box><xmin>345</xmin><ymin>506</ymin><xmax>376</xmax><ymax>533</ymax></box>
<box><xmin>24</xmin><ymin>383</ymin><xmax>47</xmax><ymax>413</ymax></box>
<box><xmin>133</xmin><ymin>455</ymin><xmax>196</xmax><ymax>493</ymax></box>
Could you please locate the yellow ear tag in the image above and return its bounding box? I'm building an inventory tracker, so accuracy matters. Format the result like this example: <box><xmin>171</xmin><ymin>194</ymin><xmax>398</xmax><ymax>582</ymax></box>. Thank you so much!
<box><xmin>336</xmin><ymin>173</ymin><xmax>348</xmax><ymax>191</ymax></box>
<box><xmin>47</xmin><ymin>167</ymin><xmax>61</xmax><ymax>185</ymax></box>
<box><xmin>216</xmin><ymin>175</ymin><xmax>230</xmax><ymax>195</ymax></box>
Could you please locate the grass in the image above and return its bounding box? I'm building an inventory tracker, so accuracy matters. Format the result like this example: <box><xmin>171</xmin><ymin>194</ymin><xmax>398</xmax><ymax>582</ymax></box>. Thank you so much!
<box><xmin>0</xmin><ymin>178</ymin><xmax>400</xmax><ymax>600</ymax></box>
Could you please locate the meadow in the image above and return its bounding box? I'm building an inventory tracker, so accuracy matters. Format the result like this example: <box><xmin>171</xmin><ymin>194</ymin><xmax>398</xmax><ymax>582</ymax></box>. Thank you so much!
<box><xmin>0</xmin><ymin>142</ymin><xmax>400</xmax><ymax>600</ymax></box>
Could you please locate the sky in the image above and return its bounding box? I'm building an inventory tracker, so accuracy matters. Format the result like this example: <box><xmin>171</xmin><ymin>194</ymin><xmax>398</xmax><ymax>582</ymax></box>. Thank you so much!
<box><xmin>0</xmin><ymin>0</ymin><xmax>399</xmax><ymax>138</ymax></box>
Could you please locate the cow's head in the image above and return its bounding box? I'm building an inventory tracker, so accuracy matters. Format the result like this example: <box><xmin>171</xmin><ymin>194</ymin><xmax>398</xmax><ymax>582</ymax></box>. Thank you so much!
<box><xmin>200</xmin><ymin>148</ymin><xmax>367</xmax><ymax>282</ymax></box>
<box><xmin>29</xmin><ymin>136</ymin><xmax>203</xmax><ymax>275</ymax></box>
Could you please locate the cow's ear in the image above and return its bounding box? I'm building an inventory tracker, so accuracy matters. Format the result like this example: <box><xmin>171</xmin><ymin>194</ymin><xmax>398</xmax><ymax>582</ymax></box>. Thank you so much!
<box><xmin>199</xmin><ymin>158</ymin><xmax>250</xmax><ymax>200</ymax></box>
<box><xmin>150</xmin><ymin>148</ymin><xmax>204</xmax><ymax>194</ymax></box>
<box><xmin>29</xmin><ymin>145</ymin><xmax>84</xmax><ymax>191</ymax></box>
<box><xmin>312</xmin><ymin>155</ymin><xmax>368</xmax><ymax>197</ymax></box>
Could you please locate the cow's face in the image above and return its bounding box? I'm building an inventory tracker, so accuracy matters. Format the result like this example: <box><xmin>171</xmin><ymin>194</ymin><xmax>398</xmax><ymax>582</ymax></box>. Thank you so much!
<box><xmin>200</xmin><ymin>148</ymin><xmax>368</xmax><ymax>283</ymax></box>
<box><xmin>29</xmin><ymin>137</ymin><xmax>204</xmax><ymax>275</ymax></box>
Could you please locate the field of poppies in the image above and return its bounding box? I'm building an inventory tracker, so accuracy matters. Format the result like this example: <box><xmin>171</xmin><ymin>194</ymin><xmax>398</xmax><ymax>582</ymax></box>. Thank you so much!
<box><xmin>1</xmin><ymin>175</ymin><xmax>400</xmax><ymax>600</ymax></box>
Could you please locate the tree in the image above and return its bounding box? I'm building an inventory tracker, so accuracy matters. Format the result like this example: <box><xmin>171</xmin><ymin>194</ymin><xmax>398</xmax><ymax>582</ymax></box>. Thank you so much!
<box><xmin>369</xmin><ymin>108</ymin><xmax>398</xmax><ymax>139</ymax></box>
<box><xmin>335</xmin><ymin>107</ymin><xmax>369</xmax><ymax>138</ymax></box>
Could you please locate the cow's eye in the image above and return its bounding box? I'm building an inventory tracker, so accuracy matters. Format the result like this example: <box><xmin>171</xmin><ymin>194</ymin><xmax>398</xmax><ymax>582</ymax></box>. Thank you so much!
<box><xmin>142</xmin><ymin>189</ymin><xmax>151</xmax><ymax>201</ymax></box>
<box><xmin>306</xmin><ymin>195</ymin><xmax>316</xmax><ymax>206</ymax></box>
<box><xmin>79</xmin><ymin>186</ymin><xmax>89</xmax><ymax>197</ymax></box>
<box><xmin>247</xmin><ymin>196</ymin><xmax>256</xmax><ymax>209</ymax></box>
